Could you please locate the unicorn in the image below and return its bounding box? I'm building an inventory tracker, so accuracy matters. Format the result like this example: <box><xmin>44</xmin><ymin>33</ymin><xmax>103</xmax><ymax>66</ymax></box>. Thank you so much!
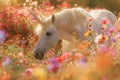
<box><xmin>28</xmin><ymin>8</ymin><xmax>117</xmax><ymax>60</ymax></box>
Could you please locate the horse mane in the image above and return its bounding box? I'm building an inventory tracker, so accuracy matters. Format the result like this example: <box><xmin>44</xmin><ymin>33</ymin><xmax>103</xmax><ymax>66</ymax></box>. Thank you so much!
<box><xmin>46</xmin><ymin>7</ymin><xmax>92</xmax><ymax>27</ymax></box>
<box><xmin>42</xmin><ymin>7</ymin><xmax>97</xmax><ymax>41</ymax></box>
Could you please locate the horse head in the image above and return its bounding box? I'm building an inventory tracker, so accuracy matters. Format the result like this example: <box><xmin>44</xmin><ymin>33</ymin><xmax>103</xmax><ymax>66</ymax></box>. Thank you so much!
<box><xmin>28</xmin><ymin>9</ymin><xmax>59</xmax><ymax>59</ymax></box>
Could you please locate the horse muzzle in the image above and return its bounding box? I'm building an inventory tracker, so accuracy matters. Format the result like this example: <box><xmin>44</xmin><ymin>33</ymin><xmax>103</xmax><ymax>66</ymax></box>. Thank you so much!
<box><xmin>33</xmin><ymin>49</ymin><xmax>45</xmax><ymax>60</ymax></box>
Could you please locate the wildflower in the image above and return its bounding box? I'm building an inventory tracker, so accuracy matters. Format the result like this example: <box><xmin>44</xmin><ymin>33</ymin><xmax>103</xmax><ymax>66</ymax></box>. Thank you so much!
<box><xmin>25</xmin><ymin>68</ymin><xmax>33</xmax><ymax>78</ymax></box>
<box><xmin>61</xmin><ymin>1</ymin><xmax>70</xmax><ymax>9</ymax></box>
<box><xmin>100</xmin><ymin>18</ymin><xmax>109</xmax><ymax>25</ymax></box>
<box><xmin>61</xmin><ymin>52</ymin><xmax>72</xmax><ymax>60</ymax></box>
<box><xmin>32</xmin><ymin>68</ymin><xmax>47</xmax><ymax>80</ymax></box>
<box><xmin>76</xmin><ymin>57</ymin><xmax>88</xmax><ymax>68</ymax></box>
<box><xmin>84</xmin><ymin>30</ymin><xmax>92</xmax><ymax>38</ymax></box>
<box><xmin>107</xmin><ymin>28</ymin><xmax>115</xmax><ymax>36</ymax></box>
<box><xmin>18</xmin><ymin>52</ymin><xmax>24</xmax><ymax>58</ymax></box>
<box><xmin>2</xmin><ymin>57</ymin><xmax>11</xmax><ymax>66</ymax></box>
<box><xmin>48</xmin><ymin>57</ymin><xmax>60</xmax><ymax>73</ymax></box>
<box><xmin>0</xmin><ymin>30</ymin><xmax>6</xmax><ymax>44</ymax></box>
<box><xmin>75</xmin><ymin>53</ymin><xmax>83</xmax><ymax>59</ymax></box>
<box><xmin>57</xmin><ymin>57</ymin><xmax>64</xmax><ymax>63</ymax></box>
<box><xmin>95</xmin><ymin>34</ymin><xmax>108</xmax><ymax>44</ymax></box>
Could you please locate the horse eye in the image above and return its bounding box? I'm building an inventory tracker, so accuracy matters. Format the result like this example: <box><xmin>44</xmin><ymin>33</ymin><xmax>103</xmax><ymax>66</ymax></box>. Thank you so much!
<box><xmin>46</xmin><ymin>32</ymin><xmax>51</xmax><ymax>36</ymax></box>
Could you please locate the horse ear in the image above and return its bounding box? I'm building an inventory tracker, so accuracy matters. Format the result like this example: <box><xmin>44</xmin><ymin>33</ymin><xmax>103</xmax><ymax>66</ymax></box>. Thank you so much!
<box><xmin>52</xmin><ymin>14</ymin><xmax>55</xmax><ymax>23</ymax></box>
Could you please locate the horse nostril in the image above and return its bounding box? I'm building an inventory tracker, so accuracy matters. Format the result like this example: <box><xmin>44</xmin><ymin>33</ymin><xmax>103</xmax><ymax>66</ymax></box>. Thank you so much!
<box><xmin>33</xmin><ymin>50</ymin><xmax>38</xmax><ymax>57</ymax></box>
<box><xmin>33</xmin><ymin>50</ymin><xmax>45</xmax><ymax>60</ymax></box>
<box><xmin>35</xmin><ymin>52</ymin><xmax>39</xmax><ymax>58</ymax></box>
<box><xmin>33</xmin><ymin>52</ymin><xmax>39</xmax><ymax>59</ymax></box>
<box><xmin>36</xmin><ymin>52</ymin><xmax>39</xmax><ymax>56</ymax></box>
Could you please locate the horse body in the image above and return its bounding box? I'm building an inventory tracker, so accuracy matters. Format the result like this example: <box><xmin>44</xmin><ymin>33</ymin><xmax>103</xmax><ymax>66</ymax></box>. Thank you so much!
<box><xmin>28</xmin><ymin>7</ymin><xmax>117</xmax><ymax>60</ymax></box>
<box><xmin>46</xmin><ymin>8</ymin><xmax>99</xmax><ymax>41</ymax></box>
<box><xmin>89</xmin><ymin>9</ymin><xmax>117</xmax><ymax>30</ymax></box>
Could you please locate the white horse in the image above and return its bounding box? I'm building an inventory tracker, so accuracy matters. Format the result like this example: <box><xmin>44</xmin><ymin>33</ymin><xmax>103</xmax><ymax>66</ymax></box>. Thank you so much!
<box><xmin>28</xmin><ymin>8</ymin><xmax>117</xmax><ymax>60</ymax></box>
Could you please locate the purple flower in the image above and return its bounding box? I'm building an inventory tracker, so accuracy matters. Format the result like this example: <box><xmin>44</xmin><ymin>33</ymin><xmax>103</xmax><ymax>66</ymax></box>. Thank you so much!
<box><xmin>0</xmin><ymin>30</ymin><xmax>6</xmax><ymax>44</ymax></box>
<box><xmin>77</xmin><ymin>57</ymin><xmax>87</xmax><ymax>68</ymax></box>
<box><xmin>48</xmin><ymin>57</ymin><xmax>60</xmax><ymax>66</ymax></box>
<box><xmin>2</xmin><ymin>57</ymin><xmax>11</xmax><ymax>66</ymax></box>
<box><xmin>47</xmin><ymin>57</ymin><xmax>60</xmax><ymax>72</ymax></box>
<box><xmin>80</xmin><ymin>57</ymin><xmax>87</xmax><ymax>63</ymax></box>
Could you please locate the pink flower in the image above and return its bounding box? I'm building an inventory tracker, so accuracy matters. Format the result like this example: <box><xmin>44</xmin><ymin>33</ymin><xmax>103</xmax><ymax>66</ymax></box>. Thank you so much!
<box><xmin>107</xmin><ymin>28</ymin><xmax>115</xmax><ymax>36</ymax></box>
<box><xmin>18</xmin><ymin>52</ymin><xmax>24</xmax><ymax>58</ymax></box>
<box><xmin>100</xmin><ymin>18</ymin><xmax>109</xmax><ymax>25</ymax></box>
<box><xmin>61</xmin><ymin>52</ymin><xmax>72</xmax><ymax>60</ymax></box>
<box><xmin>25</xmin><ymin>68</ymin><xmax>33</xmax><ymax>78</ymax></box>
<box><xmin>75</xmin><ymin>53</ymin><xmax>83</xmax><ymax>59</ymax></box>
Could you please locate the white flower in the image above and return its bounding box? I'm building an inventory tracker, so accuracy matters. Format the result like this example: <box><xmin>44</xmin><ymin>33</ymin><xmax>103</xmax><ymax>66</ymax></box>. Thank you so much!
<box><xmin>95</xmin><ymin>34</ymin><xmax>108</xmax><ymax>44</ymax></box>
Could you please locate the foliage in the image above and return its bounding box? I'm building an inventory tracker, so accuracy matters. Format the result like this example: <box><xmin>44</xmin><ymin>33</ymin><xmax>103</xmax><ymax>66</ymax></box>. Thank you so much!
<box><xmin>0</xmin><ymin>7</ymin><xmax>33</xmax><ymax>40</ymax></box>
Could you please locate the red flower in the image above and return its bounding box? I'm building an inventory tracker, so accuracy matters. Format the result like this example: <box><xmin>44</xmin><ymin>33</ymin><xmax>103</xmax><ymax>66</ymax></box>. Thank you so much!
<box><xmin>21</xmin><ymin>24</ymin><xmax>26</xmax><ymax>29</ymax></box>
<box><xmin>61</xmin><ymin>1</ymin><xmax>71</xmax><ymax>9</ymax></box>
<box><xmin>57</xmin><ymin>57</ymin><xmax>64</xmax><ymax>63</ymax></box>
<box><xmin>61</xmin><ymin>52</ymin><xmax>71</xmax><ymax>60</ymax></box>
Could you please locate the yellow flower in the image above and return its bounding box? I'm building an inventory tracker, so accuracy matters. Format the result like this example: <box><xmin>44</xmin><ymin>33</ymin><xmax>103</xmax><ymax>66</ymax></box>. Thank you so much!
<box><xmin>32</xmin><ymin>68</ymin><xmax>47</xmax><ymax>80</ymax></box>
<box><xmin>84</xmin><ymin>30</ymin><xmax>92</xmax><ymax>38</ymax></box>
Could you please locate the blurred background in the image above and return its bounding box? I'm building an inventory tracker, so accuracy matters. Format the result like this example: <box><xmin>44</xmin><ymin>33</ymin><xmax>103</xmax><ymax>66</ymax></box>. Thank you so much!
<box><xmin>0</xmin><ymin>0</ymin><xmax>120</xmax><ymax>42</ymax></box>
<box><xmin>0</xmin><ymin>0</ymin><xmax>120</xmax><ymax>16</ymax></box>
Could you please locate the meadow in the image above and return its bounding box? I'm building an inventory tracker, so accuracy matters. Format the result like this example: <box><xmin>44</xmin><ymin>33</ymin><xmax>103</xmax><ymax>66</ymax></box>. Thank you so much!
<box><xmin>0</xmin><ymin>0</ymin><xmax>120</xmax><ymax>80</ymax></box>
